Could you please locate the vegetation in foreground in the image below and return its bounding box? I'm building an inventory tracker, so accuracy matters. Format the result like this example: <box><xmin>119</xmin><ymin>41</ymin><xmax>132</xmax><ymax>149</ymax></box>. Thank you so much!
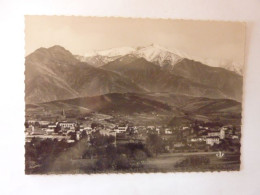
<box><xmin>25</xmin><ymin>131</ymin><xmax>240</xmax><ymax>174</ymax></box>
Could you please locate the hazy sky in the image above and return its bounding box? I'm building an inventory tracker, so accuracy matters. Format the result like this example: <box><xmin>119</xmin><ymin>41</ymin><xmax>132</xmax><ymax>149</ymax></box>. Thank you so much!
<box><xmin>25</xmin><ymin>16</ymin><xmax>246</xmax><ymax>65</ymax></box>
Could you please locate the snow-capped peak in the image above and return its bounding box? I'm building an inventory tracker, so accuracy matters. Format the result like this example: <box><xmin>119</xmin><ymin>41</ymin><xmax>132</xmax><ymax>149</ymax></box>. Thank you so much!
<box><xmin>134</xmin><ymin>44</ymin><xmax>183</xmax><ymax>67</ymax></box>
<box><xmin>84</xmin><ymin>47</ymin><xmax>135</xmax><ymax>58</ymax></box>
<box><xmin>77</xmin><ymin>44</ymin><xmax>243</xmax><ymax>75</ymax></box>
<box><xmin>79</xmin><ymin>44</ymin><xmax>186</xmax><ymax>68</ymax></box>
<box><xmin>98</xmin><ymin>47</ymin><xmax>135</xmax><ymax>57</ymax></box>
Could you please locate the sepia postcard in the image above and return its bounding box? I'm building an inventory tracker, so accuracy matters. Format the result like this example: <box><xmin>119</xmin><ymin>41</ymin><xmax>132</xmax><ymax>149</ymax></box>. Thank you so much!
<box><xmin>24</xmin><ymin>16</ymin><xmax>245</xmax><ymax>174</ymax></box>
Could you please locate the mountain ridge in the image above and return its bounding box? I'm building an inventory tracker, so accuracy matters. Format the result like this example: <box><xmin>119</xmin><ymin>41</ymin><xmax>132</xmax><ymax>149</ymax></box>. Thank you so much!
<box><xmin>25</xmin><ymin>46</ymin><xmax>146</xmax><ymax>104</ymax></box>
<box><xmin>75</xmin><ymin>44</ymin><xmax>243</xmax><ymax>75</ymax></box>
<box><xmin>25</xmin><ymin>45</ymin><xmax>243</xmax><ymax>103</ymax></box>
<box><xmin>102</xmin><ymin>55</ymin><xmax>242</xmax><ymax>101</ymax></box>
<box><xmin>26</xmin><ymin>92</ymin><xmax>241</xmax><ymax>125</ymax></box>
<box><xmin>172</xmin><ymin>58</ymin><xmax>243</xmax><ymax>101</ymax></box>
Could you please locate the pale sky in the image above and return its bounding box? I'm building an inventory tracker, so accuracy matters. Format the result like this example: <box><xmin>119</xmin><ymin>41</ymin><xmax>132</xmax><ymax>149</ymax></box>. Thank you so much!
<box><xmin>25</xmin><ymin>16</ymin><xmax>246</xmax><ymax>66</ymax></box>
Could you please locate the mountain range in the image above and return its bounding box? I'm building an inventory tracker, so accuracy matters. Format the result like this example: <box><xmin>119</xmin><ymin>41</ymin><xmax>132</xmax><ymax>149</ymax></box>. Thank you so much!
<box><xmin>25</xmin><ymin>45</ymin><xmax>243</xmax><ymax>104</ymax></box>
<box><xmin>102</xmin><ymin>55</ymin><xmax>230</xmax><ymax>100</ymax></box>
<box><xmin>75</xmin><ymin>44</ymin><xmax>243</xmax><ymax>75</ymax></box>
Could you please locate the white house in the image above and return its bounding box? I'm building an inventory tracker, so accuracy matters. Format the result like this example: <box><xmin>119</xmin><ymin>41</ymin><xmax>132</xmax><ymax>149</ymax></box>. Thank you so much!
<box><xmin>165</xmin><ymin>128</ymin><xmax>172</xmax><ymax>134</ymax></box>
<box><xmin>208</xmin><ymin>131</ymin><xmax>220</xmax><ymax>137</ymax></box>
<box><xmin>66</xmin><ymin>129</ymin><xmax>76</xmax><ymax>135</ymax></box>
<box><xmin>190</xmin><ymin>137</ymin><xmax>205</xmax><ymax>142</ymax></box>
<box><xmin>182</xmin><ymin>126</ymin><xmax>189</xmax><ymax>130</ymax></box>
<box><xmin>147</xmin><ymin>126</ymin><xmax>155</xmax><ymax>130</ymax></box>
<box><xmin>45</xmin><ymin>129</ymin><xmax>54</xmax><ymax>134</ymax></box>
<box><xmin>174</xmin><ymin>142</ymin><xmax>185</xmax><ymax>148</ymax></box>
<box><xmin>79</xmin><ymin>125</ymin><xmax>84</xmax><ymax>131</ymax></box>
<box><xmin>99</xmin><ymin>129</ymin><xmax>116</xmax><ymax>137</ymax></box>
<box><xmin>76</xmin><ymin>131</ymin><xmax>81</xmax><ymax>140</ymax></box>
<box><xmin>27</xmin><ymin>120</ymin><xmax>36</xmax><ymax>125</ymax></box>
<box><xmin>48</xmin><ymin>124</ymin><xmax>57</xmax><ymax>129</ymax></box>
<box><xmin>206</xmin><ymin>136</ymin><xmax>220</xmax><ymax>146</ymax></box>
<box><xmin>220</xmin><ymin>129</ymin><xmax>225</xmax><ymax>139</ymax></box>
<box><xmin>39</xmin><ymin>121</ymin><xmax>50</xmax><ymax>126</ymax></box>
<box><xmin>114</xmin><ymin>125</ymin><xmax>128</xmax><ymax>133</ymax></box>
<box><xmin>59</xmin><ymin>122</ymin><xmax>76</xmax><ymax>130</ymax></box>
<box><xmin>83</xmin><ymin>127</ymin><xmax>93</xmax><ymax>135</ymax></box>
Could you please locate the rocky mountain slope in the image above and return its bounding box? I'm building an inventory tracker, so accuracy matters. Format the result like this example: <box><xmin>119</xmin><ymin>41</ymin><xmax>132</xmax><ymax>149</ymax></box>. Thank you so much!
<box><xmin>25</xmin><ymin>46</ymin><xmax>144</xmax><ymax>103</ymax></box>
<box><xmin>172</xmin><ymin>59</ymin><xmax>243</xmax><ymax>101</ymax></box>
<box><xmin>102</xmin><ymin>55</ymin><xmax>242</xmax><ymax>101</ymax></box>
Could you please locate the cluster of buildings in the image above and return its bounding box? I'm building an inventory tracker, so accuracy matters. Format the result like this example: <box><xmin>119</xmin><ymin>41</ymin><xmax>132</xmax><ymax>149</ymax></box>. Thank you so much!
<box><xmin>25</xmin><ymin>118</ymin><xmax>240</xmax><ymax>152</ymax></box>
<box><xmin>134</xmin><ymin>124</ymin><xmax>240</xmax><ymax>151</ymax></box>
<box><xmin>25</xmin><ymin>120</ymin><xmax>131</xmax><ymax>143</ymax></box>
<box><xmin>189</xmin><ymin>125</ymin><xmax>239</xmax><ymax>146</ymax></box>
<box><xmin>25</xmin><ymin>120</ymin><xmax>92</xmax><ymax>143</ymax></box>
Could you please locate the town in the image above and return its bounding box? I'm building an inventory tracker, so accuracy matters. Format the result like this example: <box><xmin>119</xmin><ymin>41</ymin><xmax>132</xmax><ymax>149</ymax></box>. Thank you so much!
<box><xmin>25</xmin><ymin>118</ymin><xmax>240</xmax><ymax>149</ymax></box>
<box><xmin>25</xmin><ymin>109</ymin><xmax>241</xmax><ymax>173</ymax></box>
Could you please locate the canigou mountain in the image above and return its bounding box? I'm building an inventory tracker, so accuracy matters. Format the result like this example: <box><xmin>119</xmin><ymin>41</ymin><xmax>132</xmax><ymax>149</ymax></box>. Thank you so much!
<box><xmin>26</xmin><ymin>45</ymin><xmax>243</xmax><ymax>103</ymax></box>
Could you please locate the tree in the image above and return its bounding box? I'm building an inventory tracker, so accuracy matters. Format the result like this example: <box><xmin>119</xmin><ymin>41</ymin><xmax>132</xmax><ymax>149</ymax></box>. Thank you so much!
<box><xmin>91</xmin><ymin>122</ymin><xmax>99</xmax><ymax>129</ymax></box>
<box><xmin>75</xmin><ymin>124</ymin><xmax>80</xmax><ymax>132</ymax></box>
<box><xmin>115</xmin><ymin>154</ymin><xmax>130</xmax><ymax>170</ymax></box>
<box><xmin>133</xmin><ymin>149</ymin><xmax>147</xmax><ymax>163</ymax></box>
<box><xmin>54</xmin><ymin>125</ymin><xmax>61</xmax><ymax>133</ymax></box>
<box><xmin>146</xmin><ymin>134</ymin><xmax>164</xmax><ymax>156</ymax></box>
<box><xmin>81</xmin><ymin>130</ymin><xmax>87</xmax><ymax>137</ymax></box>
<box><xmin>107</xmin><ymin>135</ymin><xmax>115</xmax><ymax>144</ymax></box>
<box><xmin>68</xmin><ymin>132</ymin><xmax>76</xmax><ymax>140</ymax></box>
<box><xmin>95</xmin><ymin>158</ymin><xmax>110</xmax><ymax>170</ymax></box>
<box><xmin>90</xmin><ymin>132</ymin><xmax>115</xmax><ymax>147</ymax></box>
<box><xmin>106</xmin><ymin>144</ymin><xmax>117</xmax><ymax>159</ymax></box>
<box><xmin>24</xmin><ymin>121</ymin><xmax>29</xmax><ymax>128</ymax></box>
<box><xmin>35</xmin><ymin>122</ymin><xmax>40</xmax><ymax>127</ymax></box>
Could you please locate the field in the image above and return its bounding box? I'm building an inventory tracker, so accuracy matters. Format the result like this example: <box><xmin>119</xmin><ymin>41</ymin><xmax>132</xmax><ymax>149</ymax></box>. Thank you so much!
<box><xmin>142</xmin><ymin>152</ymin><xmax>240</xmax><ymax>172</ymax></box>
<box><xmin>42</xmin><ymin>150</ymin><xmax>240</xmax><ymax>174</ymax></box>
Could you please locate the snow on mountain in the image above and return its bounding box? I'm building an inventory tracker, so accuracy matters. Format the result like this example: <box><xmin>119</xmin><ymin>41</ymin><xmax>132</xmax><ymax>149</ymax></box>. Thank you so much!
<box><xmin>77</xmin><ymin>44</ymin><xmax>185</xmax><ymax>68</ymax></box>
<box><xmin>75</xmin><ymin>47</ymin><xmax>136</xmax><ymax>67</ymax></box>
<box><xmin>76</xmin><ymin>44</ymin><xmax>243</xmax><ymax>75</ymax></box>
<box><xmin>75</xmin><ymin>54</ymin><xmax>118</xmax><ymax>67</ymax></box>
<box><xmin>133</xmin><ymin>44</ymin><xmax>184</xmax><ymax>67</ymax></box>
<box><xmin>97</xmin><ymin>47</ymin><xmax>135</xmax><ymax>57</ymax></box>
<box><xmin>82</xmin><ymin>47</ymin><xmax>135</xmax><ymax>58</ymax></box>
